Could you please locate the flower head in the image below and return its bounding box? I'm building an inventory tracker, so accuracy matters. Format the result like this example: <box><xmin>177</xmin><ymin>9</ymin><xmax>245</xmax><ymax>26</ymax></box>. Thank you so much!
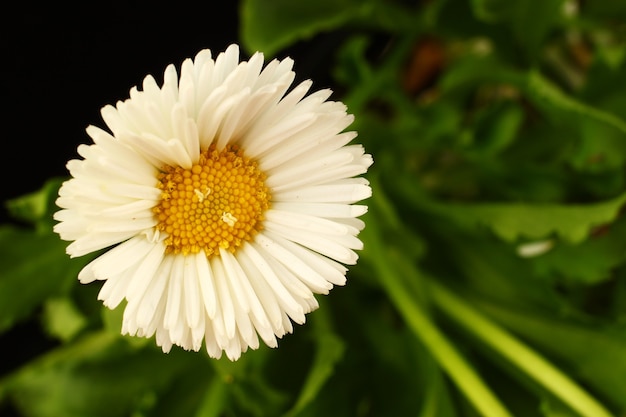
<box><xmin>54</xmin><ymin>44</ymin><xmax>372</xmax><ymax>360</ymax></box>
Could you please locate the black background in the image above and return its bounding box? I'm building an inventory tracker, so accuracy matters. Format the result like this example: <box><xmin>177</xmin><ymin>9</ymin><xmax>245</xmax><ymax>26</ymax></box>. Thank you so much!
<box><xmin>1</xmin><ymin>2</ymin><xmax>342</xmax><ymax>224</ymax></box>
<box><xmin>1</xmin><ymin>2</ymin><xmax>244</xmax><ymax>221</ymax></box>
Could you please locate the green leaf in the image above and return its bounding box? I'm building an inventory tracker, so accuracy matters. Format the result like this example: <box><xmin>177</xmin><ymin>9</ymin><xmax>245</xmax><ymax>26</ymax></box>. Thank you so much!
<box><xmin>471</xmin><ymin>101</ymin><xmax>524</xmax><ymax>156</ymax></box>
<box><xmin>474</xmin><ymin>297</ymin><xmax>626</xmax><ymax>411</ymax></box>
<box><xmin>2</xmin><ymin>331</ymin><xmax>201</xmax><ymax>417</ymax></box>
<box><xmin>41</xmin><ymin>297</ymin><xmax>88</xmax><ymax>342</ymax></box>
<box><xmin>240</xmin><ymin>0</ymin><xmax>420</xmax><ymax>56</ymax></box>
<box><xmin>441</xmin><ymin>230</ymin><xmax>555</xmax><ymax>308</ymax></box>
<box><xmin>0</xmin><ymin>226</ymin><xmax>89</xmax><ymax>333</ymax></box>
<box><xmin>284</xmin><ymin>305</ymin><xmax>345</xmax><ymax>417</ymax></box>
<box><xmin>583</xmin><ymin>1</ymin><xmax>626</xmax><ymax>20</ymax></box>
<box><xmin>206</xmin><ymin>351</ymin><xmax>288</xmax><ymax>417</ymax></box>
<box><xmin>193</xmin><ymin>376</ymin><xmax>229</xmax><ymax>417</ymax></box>
<box><xmin>571</xmin><ymin>118</ymin><xmax>626</xmax><ymax>171</ymax></box>
<box><xmin>529</xmin><ymin>216</ymin><xmax>626</xmax><ymax>285</ymax></box>
<box><xmin>230</xmin><ymin>372</ymin><xmax>289</xmax><ymax>417</ymax></box>
<box><xmin>434</xmin><ymin>191</ymin><xmax>626</xmax><ymax>244</ymax></box>
<box><xmin>470</xmin><ymin>0</ymin><xmax>565</xmax><ymax>59</ymax></box>
<box><xmin>470</xmin><ymin>0</ymin><xmax>514</xmax><ymax>22</ymax></box>
<box><xmin>240</xmin><ymin>0</ymin><xmax>367</xmax><ymax>56</ymax></box>
<box><xmin>440</xmin><ymin>59</ymin><xmax>626</xmax><ymax>143</ymax></box>
<box><xmin>5</xmin><ymin>177</ymin><xmax>65</xmax><ymax>231</ymax></box>
<box><xmin>524</xmin><ymin>71</ymin><xmax>626</xmax><ymax>136</ymax></box>
<box><xmin>540</xmin><ymin>398</ymin><xmax>583</xmax><ymax>417</ymax></box>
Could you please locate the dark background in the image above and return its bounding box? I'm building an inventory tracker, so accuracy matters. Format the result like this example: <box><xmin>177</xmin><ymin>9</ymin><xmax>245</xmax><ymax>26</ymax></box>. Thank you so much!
<box><xmin>1</xmin><ymin>2</ymin><xmax>342</xmax><ymax>224</ymax></box>
<box><xmin>1</xmin><ymin>2</ymin><xmax>244</xmax><ymax>221</ymax></box>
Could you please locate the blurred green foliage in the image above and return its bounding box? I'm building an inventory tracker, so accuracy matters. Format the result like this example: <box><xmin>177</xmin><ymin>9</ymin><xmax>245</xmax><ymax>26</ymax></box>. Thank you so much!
<box><xmin>3</xmin><ymin>0</ymin><xmax>626</xmax><ymax>416</ymax></box>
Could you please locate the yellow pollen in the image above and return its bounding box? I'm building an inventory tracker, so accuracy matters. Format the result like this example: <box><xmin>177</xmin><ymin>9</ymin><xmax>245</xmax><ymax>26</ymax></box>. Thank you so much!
<box><xmin>153</xmin><ymin>144</ymin><xmax>270</xmax><ymax>257</ymax></box>
<box><xmin>221</xmin><ymin>212</ymin><xmax>237</xmax><ymax>227</ymax></box>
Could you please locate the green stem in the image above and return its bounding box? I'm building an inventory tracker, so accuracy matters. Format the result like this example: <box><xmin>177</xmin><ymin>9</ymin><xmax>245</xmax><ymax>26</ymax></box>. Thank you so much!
<box><xmin>366</xmin><ymin>184</ymin><xmax>513</xmax><ymax>417</ymax></box>
<box><xmin>194</xmin><ymin>375</ymin><xmax>228</xmax><ymax>417</ymax></box>
<box><xmin>429</xmin><ymin>281</ymin><xmax>615</xmax><ymax>417</ymax></box>
<box><xmin>377</xmin><ymin>265</ymin><xmax>513</xmax><ymax>417</ymax></box>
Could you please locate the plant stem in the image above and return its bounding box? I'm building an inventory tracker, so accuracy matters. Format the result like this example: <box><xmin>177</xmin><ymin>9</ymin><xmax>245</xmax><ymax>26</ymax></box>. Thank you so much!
<box><xmin>364</xmin><ymin>227</ymin><xmax>510</xmax><ymax>414</ymax></box>
<box><xmin>429</xmin><ymin>281</ymin><xmax>615</xmax><ymax>417</ymax></box>
<box><xmin>366</xmin><ymin>184</ymin><xmax>513</xmax><ymax>417</ymax></box>
<box><xmin>376</xmin><ymin>259</ymin><xmax>514</xmax><ymax>417</ymax></box>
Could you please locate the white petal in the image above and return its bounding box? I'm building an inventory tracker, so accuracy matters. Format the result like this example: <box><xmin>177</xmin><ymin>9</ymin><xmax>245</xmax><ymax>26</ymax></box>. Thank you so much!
<box><xmin>98</xmin><ymin>272</ymin><xmax>131</xmax><ymax>309</ymax></box>
<box><xmin>183</xmin><ymin>255</ymin><xmax>202</xmax><ymax>328</ymax></box>
<box><xmin>125</xmin><ymin>242</ymin><xmax>166</xmax><ymax>302</ymax></box>
<box><xmin>243</xmin><ymin>113</ymin><xmax>317</xmax><ymax>159</ymax></box>
<box><xmin>272</xmin><ymin>180</ymin><xmax>370</xmax><ymax>204</ymax></box>
<box><xmin>266</xmin><ymin>148</ymin><xmax>357</xmax><ymax>189</ymax></box>
<box><xmin>164</xmin><ymin>255</ymin><xmax>184</xmax><ymax>333</ymax></box>
<box><xmin>264</xmin><ymin>225</ymin><xmax>360</xmax><ymax>265</ymax></box>
<box><xmin>243</xmin><ymin>241</ymin><xmax>306</xmax><ymax>324</ymax></box>
<box><xmin>79</xmin><ymin>236</ymin><xmax>152</xmax><ymax>282</ymax></box>
<box><xmin>212</xmin><ymin>44</ymin><xmax>241</xmax><ymax>87</ymax></box>
<box><xmin>270</xmin><ymin>202</ymin><xmax>368</xmax><ymax>219</ymax></box>
<box><xmin>171</xmin><ymin>102</ymin><xmax>200</xmax><ymax>164</ymax></box>
<box><xmin>259</xmin><ymin>130</ymin><xmax>357</xmax><ymax>172</ymax></box>
<box><xmin>194</xmin><ymin>252</ymin><xmax>217</xmax><ymax>319</ymax></box>
<box><xmin>134</xmin><ymin>255</ymin><xmax>173</xmax><ymax>329</ymax></box>
<box><xmin>269</xmin><ymin>234</ymin><xmax>348</xmax><ymax>286</ymax></box>
<box><xmin>255</xmin><ymin>233</ymin><xmax>333</xmax><ymax>294</ymax></box>
<box><xmin>221</xmin><ymin>248</ymin><xmax>274</xmax><ymax>343</ymax></box>
<box><xmin>211</xmin><ymin>257</ymin><xmax>236</xmax><ymax>339</ymax></box>
<box><xmin>204</xmin><ymin>317</ymin><xmax>223</xmax><ymax>359</ymax></box>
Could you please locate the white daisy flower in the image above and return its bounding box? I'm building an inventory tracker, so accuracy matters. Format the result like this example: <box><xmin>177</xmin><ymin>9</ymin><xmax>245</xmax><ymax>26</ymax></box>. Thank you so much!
<box><xmin>53</xmin><ymin>44</ymin><xmax>372</xmax><ymax>360</ymax></box>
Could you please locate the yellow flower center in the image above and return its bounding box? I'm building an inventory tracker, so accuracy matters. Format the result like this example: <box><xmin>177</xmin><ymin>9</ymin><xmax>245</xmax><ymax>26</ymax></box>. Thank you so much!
<box><xmin>153</xmin><ymin>144</ymin><xmax>270</xmax><ymax>257</ymax></box>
